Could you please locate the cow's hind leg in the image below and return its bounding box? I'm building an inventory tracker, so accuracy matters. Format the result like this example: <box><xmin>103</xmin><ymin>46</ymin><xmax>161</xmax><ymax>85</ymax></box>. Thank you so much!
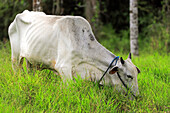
<box><xmin>11</xmin><ymin>56</ymin><xmax>24</xmax><ymax>72</ymax></box>
<box><xmin>19</xmin><ymin>57</ymin><xmax>24</xmax><ymax>71</ymax></box>
<box><xmin>25</xmin><ymin>58</ymin><xmax>34</xmax><ymax>73</ymax></box>
<box><xmin>26</xmin><ymin>59</ymin><xmax>32</xmax><ymax>69</ymax></box>
<box><xmin>11</xmin><ymin>56</ymin><xmax>19</xmax><ymax>71</ymax></box>
<box><xmin>25</xmin><ymin>59</ymin><xmax>41</xmax><ymax>75</ymax></box>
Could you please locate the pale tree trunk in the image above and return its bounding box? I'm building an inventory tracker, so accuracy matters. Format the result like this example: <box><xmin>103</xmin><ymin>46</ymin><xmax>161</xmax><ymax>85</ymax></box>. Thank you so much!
<box><xmin>33</xmin><ymin>0</ymin><xmax>42</xmax><ymax>11</ymax></box>
<box><xmin>52</xmin><ymin>0</ymin><xmax>64</xmax><ymax>15</ymax></box>
<box><xmin>130</xmin><ymin>0</ymin><xmax>139</xmax><ymax>56</ymax></box>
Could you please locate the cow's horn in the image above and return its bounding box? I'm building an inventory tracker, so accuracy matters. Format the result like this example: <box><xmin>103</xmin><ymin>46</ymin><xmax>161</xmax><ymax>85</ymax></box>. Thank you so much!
<box><xmin>128</xmin><ymin>53</ymin><xmax>132</xmax><ymax>59</ymax></box>
<box><xmin>120</xmin><ymin>57</ymin><xmax>125</xmax><ymax>64</ymax></box>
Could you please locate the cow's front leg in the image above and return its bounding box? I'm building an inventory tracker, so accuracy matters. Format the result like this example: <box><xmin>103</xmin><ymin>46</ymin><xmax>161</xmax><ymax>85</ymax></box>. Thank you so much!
<box><xmin>57</xmin><ymin>67</ymin><xmax>73</xmax><ymax>83</ymax></box>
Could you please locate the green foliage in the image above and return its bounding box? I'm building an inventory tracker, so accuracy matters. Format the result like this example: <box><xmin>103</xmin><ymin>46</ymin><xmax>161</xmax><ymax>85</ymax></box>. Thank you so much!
<box><xmin>0</xmin><ymin>43</ymin><xmax>169</xmax><ymax>112</ymax></box>
<box><xmin>147</xmin><ymin>22</ymin><xmax>169</xmax><ymax>53</ymax></box>
<box><xmin>98</xmin><ymin>0</ymin><xmax>169</xmax><ymax>54</ymax></box>
<box><xmin>98</xmin><ymin>24</ymin><xmax>130</xmax><ymax>53</ymax></box>
<box><xmin>99</xmin><ymin>0</ymin><xmax>130</xmax><ymax>31</ymax></box>
<box><xmin>138</xmin><ymin>1</ymin><xmax>156</xmax><ymax>32</ymax></box>
<box><xmin>98</xmin><ymin>6</ymin><xmax>169</xmax><ymax>54</ymax></box>
<box><xmin>0</xmin><ymin>0</ymin><xmax>30</xmax><ymax>40</ymax></box>
<box><xmin>138</xmin><ymin>0</ymin><xmax>170</xmax><ymax>54</ymax></box>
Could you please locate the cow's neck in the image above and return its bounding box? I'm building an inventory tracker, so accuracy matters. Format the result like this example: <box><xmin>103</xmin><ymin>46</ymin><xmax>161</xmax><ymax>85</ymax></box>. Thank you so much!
<box><xmin>73</xmin><ymin>42</ymin><xmax>116</xmax><ymax>79</ymax></box>
<box><xmin>92</xmin><ymin>43</ymin><xmax>116</xmax><ymax>71</ymax></box>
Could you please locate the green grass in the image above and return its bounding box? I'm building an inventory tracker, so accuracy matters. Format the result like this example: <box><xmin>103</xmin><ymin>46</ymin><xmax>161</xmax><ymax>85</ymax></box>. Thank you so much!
<box><xmin>0</xmin><ymin>43</ymin><xmax>169</xmax><ymax>112</ymax></box>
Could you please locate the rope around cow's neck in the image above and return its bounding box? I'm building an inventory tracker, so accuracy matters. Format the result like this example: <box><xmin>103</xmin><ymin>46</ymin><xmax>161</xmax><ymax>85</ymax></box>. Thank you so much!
<box><xmin>98</xmin><ymin>56</ymin><xmax>119</xmax><ymax>84</ymax></box>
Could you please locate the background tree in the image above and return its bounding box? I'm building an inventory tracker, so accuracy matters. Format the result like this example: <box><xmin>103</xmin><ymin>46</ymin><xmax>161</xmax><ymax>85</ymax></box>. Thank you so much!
<box><xmin>85</xmin><ymin>0</ymin><xmax>99</xmax><ymax>35</ymax></box>
<box><xmin>130</xmin><ymin>0</ymin><xmax>139</xmax><ymax>56</ymax></box>
<box><xmin>52</xmin><ymin>0</ymin><xmax>64</xmax><ymax>15</ymax></box>
<box><xmin>0</xmin><ymin>0</ymin><xmax>168</xmax><ymax>53</ymax></box>
<box><xmin>33</xmin><ymin>0</ymin><xmax>42</xmax><ymax>11</ymax></box>
<box><xmin>0</xmin><ymin>0</ymin><xmax>30</xmax><ymax>41</ymax></box>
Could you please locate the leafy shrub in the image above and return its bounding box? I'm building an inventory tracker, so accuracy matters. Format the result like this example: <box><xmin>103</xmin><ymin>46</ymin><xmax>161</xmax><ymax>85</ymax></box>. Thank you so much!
<box><xmin>0</xmin><ymin>0</ymin><xmax>30</xmax><ymax>41</ymax></box>
<box><xmin>147</xmin><ymin>22</ymin><xmax>169</xmax><ymax>53</ymax></box>
<box><xmin>98</xmin><ymin>24</ymin><xmax>130</xmax><ymax>53</ymax></box>
<box><xmin>144</xmin><ymin>1</ymin><xmax>170</xmax><ymax>53</ymax></box>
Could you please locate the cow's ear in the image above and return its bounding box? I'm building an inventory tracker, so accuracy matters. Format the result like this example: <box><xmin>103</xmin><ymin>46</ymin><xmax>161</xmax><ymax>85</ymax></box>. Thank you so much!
<box><xmin>109</xmin><ymin>67</ymin><xmax>118</xmax><ymax>74</ymax></box>
<box><xmin>120</xmin><ymin>57</ymin><xmax>125</xmax><ymax>64</ymax></box>
<box><xmin>136</xmin><ymin>67</ymin><xmax>141</xmax><ymax>73</ymax></box>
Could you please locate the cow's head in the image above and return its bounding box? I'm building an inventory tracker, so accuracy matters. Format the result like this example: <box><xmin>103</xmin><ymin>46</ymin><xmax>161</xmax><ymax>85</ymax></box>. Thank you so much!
<box><xmin>109</xmin><ymin>53</ymin><xmax>140</xmax><ymax>98</ymax></box>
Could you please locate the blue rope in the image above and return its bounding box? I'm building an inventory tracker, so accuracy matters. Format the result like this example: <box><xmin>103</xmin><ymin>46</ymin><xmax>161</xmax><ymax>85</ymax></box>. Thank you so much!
<box><xmin>98</xmin><ymin>56</ymin><xmax>119</xmax><ymax>84</ymax></box>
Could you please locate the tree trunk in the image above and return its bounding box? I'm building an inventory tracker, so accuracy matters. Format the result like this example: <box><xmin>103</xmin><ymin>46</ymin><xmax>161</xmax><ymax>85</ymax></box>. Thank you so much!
<box><xmin>33</xmin><ymin>0</ymin><xmax>42</xmax><ymax>11</ymax></box>
<box><xmin>130</xmin><ymin>0</ymin><xmax>139</xmax><ymax>56</ymax></box>
<box><xmin>85</xmin><ymin>0</ymin><xmax>99</xmax><ymax>35</ymax></box>
<box><xmin>52</xmin><ymin>0</ymin><xmax>64</xmax><ymax>15</ymax></box>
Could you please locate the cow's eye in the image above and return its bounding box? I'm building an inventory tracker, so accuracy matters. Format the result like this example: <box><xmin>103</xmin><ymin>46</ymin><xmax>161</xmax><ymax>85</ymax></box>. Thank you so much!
<box><xmin>127</xmin><ymin>75</ymin><xmax>133</xmax><ymax>79</ymax></box>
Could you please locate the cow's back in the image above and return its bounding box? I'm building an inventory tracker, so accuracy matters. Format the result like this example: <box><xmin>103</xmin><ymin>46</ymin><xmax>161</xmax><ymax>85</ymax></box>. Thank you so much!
<box><xmin>8</xmin><ymin>10</ymin><xmax>92</xmax><ymax>70</ymax></box>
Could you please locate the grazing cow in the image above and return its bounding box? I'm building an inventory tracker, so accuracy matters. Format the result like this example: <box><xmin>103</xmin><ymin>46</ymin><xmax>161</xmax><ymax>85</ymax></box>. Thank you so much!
<box><xmin>8</xmin><ymin>10</ymin><xmax>140</xmax><ymax>98</ymax></box>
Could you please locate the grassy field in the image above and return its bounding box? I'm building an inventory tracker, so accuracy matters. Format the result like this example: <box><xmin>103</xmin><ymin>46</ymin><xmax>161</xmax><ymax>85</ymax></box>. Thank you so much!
<box><xmin>0</xmin><ymin>43</ymin><xmax>169</xmax><ymax>112</ymax></box>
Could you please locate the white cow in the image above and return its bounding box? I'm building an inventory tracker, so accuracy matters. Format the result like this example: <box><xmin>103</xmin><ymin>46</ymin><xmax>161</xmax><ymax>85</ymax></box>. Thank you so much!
<box><xmin>8</xmin><ymin>10</ymin><xmax>140</xmax><ymax>97</ymax></box>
